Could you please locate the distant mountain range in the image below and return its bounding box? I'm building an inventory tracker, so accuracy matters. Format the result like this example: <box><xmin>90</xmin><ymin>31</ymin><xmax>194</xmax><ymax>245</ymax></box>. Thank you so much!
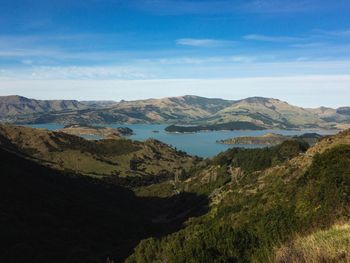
<box><xmin>1</xmin><ymin>95</ymin><xmax>350</xmax><ymax>129</ymax></box>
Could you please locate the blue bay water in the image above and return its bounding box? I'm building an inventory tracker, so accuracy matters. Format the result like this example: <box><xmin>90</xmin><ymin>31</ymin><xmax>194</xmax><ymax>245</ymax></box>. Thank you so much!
<box><xmin>23</xmin><ymin>123</ymin><xmax>338</xmax><ymax>158</ymax></box>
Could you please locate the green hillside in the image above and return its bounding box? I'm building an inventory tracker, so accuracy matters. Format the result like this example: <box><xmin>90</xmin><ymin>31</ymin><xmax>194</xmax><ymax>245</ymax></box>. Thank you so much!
<box><xmin>275</xmin><ymin>223</ymin><xmax>350</xmax><ymax>263</ymax></box>
<box><xmin>126</xmin><ymin>131</ymin><xmax>350</xmax><ymax>263</ymax></box>
<box><xmin>1</xmin><ymin>123</ymin><xmax>349</xmax><ymax>263</ymax></box>
<box><xmin>0</xmin><ymin>124</ymin><xmax>198</xmax><ymax>182</ymax></box>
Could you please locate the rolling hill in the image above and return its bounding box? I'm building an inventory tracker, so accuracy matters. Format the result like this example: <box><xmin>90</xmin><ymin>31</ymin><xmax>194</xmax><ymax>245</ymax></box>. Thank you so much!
<box><xmin>2</xmin><ymin>95</ymin><xmax>350</xmax><ymax>130</ymax></box>
<box><xmin>0</xmin><ymin>124</ymin><xmax>198</xmax><ymax>184</ymax></box>
<box><xmin>0</xmin><ymin>95</ymin><xmax>87</xmax><ymax>118</ymax></box>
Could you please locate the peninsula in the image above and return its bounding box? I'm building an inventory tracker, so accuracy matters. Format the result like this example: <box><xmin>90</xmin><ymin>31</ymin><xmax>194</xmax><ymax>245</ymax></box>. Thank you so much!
<box><xmin>59</xmin><ymin>124</ymin><xmax>133</xmax><ymax>140</ymax></box>
<box><xmin>217</xmin><ymin>132</ymin><xmax>323</xmax><ymax>146</ymax></box>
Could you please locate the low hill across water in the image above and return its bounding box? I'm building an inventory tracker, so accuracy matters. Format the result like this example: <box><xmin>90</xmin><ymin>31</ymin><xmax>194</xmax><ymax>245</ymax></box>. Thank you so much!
<box><xmin>165</xmin><ymin>121</ymin><xmax>265</xmax><ymax>133</ymax></box>
<box><xmin>217</xmin><ymin>132</ymin><xmax>323</xmax><ymax>146</ymax></box>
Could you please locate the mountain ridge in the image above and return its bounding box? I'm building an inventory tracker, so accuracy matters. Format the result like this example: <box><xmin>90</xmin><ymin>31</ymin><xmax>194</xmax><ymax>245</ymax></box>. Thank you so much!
<box><xmin>0</xmin><ymin>95</ymin><xmax>87</xmax><ymax>118</ymax></box>
<box><xmin>1</xmin><ymin>95</ymin><xmax>350</xmax><ymax>129</ymax></box>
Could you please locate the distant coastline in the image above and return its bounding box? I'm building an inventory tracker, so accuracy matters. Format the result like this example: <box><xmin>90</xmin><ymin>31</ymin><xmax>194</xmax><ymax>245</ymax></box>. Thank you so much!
<box><xmin>165</xmin><ymin>121</ymin><xmax>265</xmax><ymax>133</ymax></box>
<box><xmin>217</xmin><ymin>132</ymin><xmax>323</xmax><ymax>146</ymax></box>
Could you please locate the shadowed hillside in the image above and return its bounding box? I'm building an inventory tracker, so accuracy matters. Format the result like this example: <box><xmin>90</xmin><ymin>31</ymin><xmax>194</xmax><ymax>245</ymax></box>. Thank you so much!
<box><xmin>0</xmin><ymin>147</ymin><xmax>208</xmax><ymax>263</ymax></box>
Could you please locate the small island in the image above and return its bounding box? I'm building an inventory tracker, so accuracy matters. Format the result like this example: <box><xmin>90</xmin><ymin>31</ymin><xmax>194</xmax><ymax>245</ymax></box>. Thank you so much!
<box><xmin>59</xmin><ymin>124</ymin><xmax>134</xmax><ymax>140</ymax></box>
<box><xmin>217</xmin><ymin>132</ymin><xmax>323</xmax><ymax>146</ymax></box>
<box><xmin>165</xmin><ymin>121</ymin><xmax>265</xmax><ymax>133</ymax></box>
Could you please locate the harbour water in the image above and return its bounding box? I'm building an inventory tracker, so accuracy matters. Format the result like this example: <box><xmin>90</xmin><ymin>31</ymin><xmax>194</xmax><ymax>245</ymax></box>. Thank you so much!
<box><xmin>24</xmin><ymin>123</ymin><xmax>338</xmax><ymax>158</ymax></box>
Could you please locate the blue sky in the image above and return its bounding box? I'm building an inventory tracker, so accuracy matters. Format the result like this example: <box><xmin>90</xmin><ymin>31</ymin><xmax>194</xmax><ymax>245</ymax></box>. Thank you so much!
<box><xmin>0</xmin><ymin>0</ymin><xmax>350</xmax><ymax>106</ymax></box>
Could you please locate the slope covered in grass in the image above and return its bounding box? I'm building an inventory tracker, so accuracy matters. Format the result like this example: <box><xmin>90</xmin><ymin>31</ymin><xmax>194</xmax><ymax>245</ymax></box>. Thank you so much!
<box><xmin>126</xmin><ymin>133</ymin><xmax>350</xmax><ymax>262</ymax></box>
<box><xmin>0</xmin><ymin>147</ymin><xmax>208</xmax><ymax>263</ymax></box>
<box><xmin>173</xmin><ymin>140</ymin><xmax>309</xmax><ymax>196</ymax></box>
<box><xmin>275</xmin><ymin>223</ymin><xmax>350</xmax><ymax>263</ymax></box>
<box><xmin>0</xmin><ymin>124</ymin><xmax>197</xmax><ymax>182</ymax></box>
<box><xmin>2</xmin><ymin>122</ymin><xmax>350</xmax><ymax>263</ymax></box>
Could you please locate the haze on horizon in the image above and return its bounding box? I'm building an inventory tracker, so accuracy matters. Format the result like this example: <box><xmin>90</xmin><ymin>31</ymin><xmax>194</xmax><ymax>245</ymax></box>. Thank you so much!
<box><xmin>0</xmin><ymin>0</ymin><xmax>349</xmax><ymax>108</ymax></box>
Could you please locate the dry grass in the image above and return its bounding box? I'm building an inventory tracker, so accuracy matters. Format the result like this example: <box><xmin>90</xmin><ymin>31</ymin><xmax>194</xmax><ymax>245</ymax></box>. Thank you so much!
<box><xmin>274</xmin><ymin>223</ymin><xmax>350</xmax><ymax>263</ymax></box>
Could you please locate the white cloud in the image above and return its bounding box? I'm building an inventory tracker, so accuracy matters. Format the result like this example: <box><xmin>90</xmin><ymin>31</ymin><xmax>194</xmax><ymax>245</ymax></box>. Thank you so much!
<box><xmin>229</xmin><ymin>56</ymin><xmax>257</xmax><ymax>63</ymax></box>
<box><xmin>0</xmin><ymin>66</ymin><xmax>155</xmax><ymax>80</ymax></box>
<box><xmin>1</xmin><ymin>59</ymin><xmax>350</xmax><ymax>80</ymax></box>
<box><xmin>243</xmin><ymin>34</ymin><xmax>303</xmax><ymax>42</ymax></box>
<box><xmin>315</xmin><ymin>29</ymin><xmax>350</xmax><ymax>37</ymax></box>
<box><xmin>137</xmin><ymin>55</ymin><xmax>256</xmax><ymax>65</ymax></box>
<box><xmin>290</xmin><ymin>42</ymin><xmax>326</xmax><ymax>48</ymax></box>
<box><xmin>21</xmin><ymin>59</ymin><xmax>34</xmax><ymax>65</ymax></box>
<box><xmin>176</xmin><ymin>38</ymin><xmax>236</xmax><ymax>47</ymax></box>
<box><xmin>333</xmin><ymin>30</ymin><xmax>350</xmax><ymax>37</ymax></box>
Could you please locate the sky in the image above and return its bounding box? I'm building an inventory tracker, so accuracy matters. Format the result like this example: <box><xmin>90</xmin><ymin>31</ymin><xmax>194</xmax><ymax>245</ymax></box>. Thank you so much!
<box><xmin>0</xmin><ymin>0</ymin><xmax>350</xmax><ymax>107</ymax></box>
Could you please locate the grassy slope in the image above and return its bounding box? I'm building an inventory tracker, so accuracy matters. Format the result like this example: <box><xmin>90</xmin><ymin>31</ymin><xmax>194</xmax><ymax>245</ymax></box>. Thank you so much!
<box><xmin>125</xmin><ymin>131</ymin><xmax>350</xmax><ymax>263</ymax></box>
<box><xmin>2</xmin><ymin>123</ymin><xmax>350</xmax><ymax>262</ymax></box>
<box><xmin>0</xmin><ymin>146</ymin><xmax>209</xmax><ymax>263</ymax></box>
<box><xmin>0</xmin><ymin>95</ymin><xmax>86</xmax><ymax>118</ymax></box>
<box><xmin>0</xmin><ymin>147</ymin><xmax>151</xmax><ymax>263</ymax></box>
<box><xmin>275</xmin><ymin>223</ymin><xmax>350</xmax><ymax>263</ymax></box>
<box><xmin>11</xmin><ymin>95</ymin><xmax>232</xmax><ymax>125</ymax></box>
<box><xmin>209</xmin><ymin>97</ymin><xmax>323</xmax><ymax>128</ymax></box>
<box><xmin>0</xmin><ymin>124</ymin><xmax>197</xmax><ymax>181</ymax></box>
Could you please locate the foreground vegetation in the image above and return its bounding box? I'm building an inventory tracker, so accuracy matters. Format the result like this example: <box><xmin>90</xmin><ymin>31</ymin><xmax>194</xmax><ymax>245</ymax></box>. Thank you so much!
<box><xmin>1</xmin><ymin>123</ymin><xmax>349</xmax><ymax>263</ymax></box>
<box><xmin>126</xmin><ymin>142</ymin><xmax>350</xmax><ymax>262</ymax></box>
<box><xmin>275</xmin><ymin>223</ymin><xmax>350</xmax><ymax>263</ymax></box>
<box><xmin>0</xmin><ymin>147</ymin><xmax>208</xmax><ymax>263</ymax></box>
